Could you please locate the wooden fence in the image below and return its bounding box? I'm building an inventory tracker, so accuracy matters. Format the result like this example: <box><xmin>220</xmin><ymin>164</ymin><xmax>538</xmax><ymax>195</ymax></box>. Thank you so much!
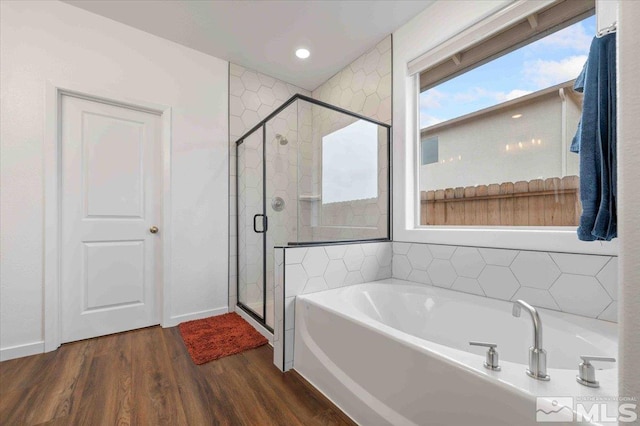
<box><xmin>420</xmin><ymin>176</ymin><xmax>580</xmax><ymax>226</ymax></box>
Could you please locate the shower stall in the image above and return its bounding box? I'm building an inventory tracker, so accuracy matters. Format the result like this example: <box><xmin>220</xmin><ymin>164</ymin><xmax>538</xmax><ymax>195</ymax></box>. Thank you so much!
<box><xmin>236</xmin><ymin>94</ymin><xmax>391</xmax><ymax>330</ymax></box>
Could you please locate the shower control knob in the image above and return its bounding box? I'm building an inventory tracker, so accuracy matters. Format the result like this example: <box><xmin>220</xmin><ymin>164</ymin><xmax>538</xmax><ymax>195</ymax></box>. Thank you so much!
<box><xmin>469</xmin><ymin>341</ymin><xmax>501</xmax><ymax>371</ymax></box>
<box><xmin>271</xmin><ymin>197</ymin><xmax>285</xmax><ymax>212</ymax></box>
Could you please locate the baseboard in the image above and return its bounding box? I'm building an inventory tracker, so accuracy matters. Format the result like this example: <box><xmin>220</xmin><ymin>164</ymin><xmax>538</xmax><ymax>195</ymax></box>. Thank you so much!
<box><xmin>0</xmin><ymin>340</ymin><xmax>45</xmax><ymax>362</ymax></box>
<box><xmin>234</xmin><ymin>306</ymin><xmax>273</xmax><ymax>344</ymax></box>
<box><xmin>165</xmin><ymin>306</ymin><xmax>229</xmax><ymax>327</ymax></box>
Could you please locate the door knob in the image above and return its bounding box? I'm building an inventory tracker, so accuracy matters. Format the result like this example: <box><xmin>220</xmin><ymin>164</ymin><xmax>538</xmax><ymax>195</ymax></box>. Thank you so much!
<box><xmin>149</xmin><ymin>226</ymin><xmax>159</xmax><ymax>234</ymax></box>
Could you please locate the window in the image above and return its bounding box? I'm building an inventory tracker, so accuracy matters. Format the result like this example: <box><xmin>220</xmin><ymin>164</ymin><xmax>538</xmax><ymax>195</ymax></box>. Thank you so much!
<box><xmin>421</xmin><ymin>137</ymin><xmax>439</xmax><ymax>165</ymax></box>
<box><xmin>322</xmin><ymin>120</ymin><xmax>378</xmax><ymax>204</ymax></box>
<box><xmin>418</xmin><ymin>9</ymin><xmax>594</xmax><ymax>227</ymax></box>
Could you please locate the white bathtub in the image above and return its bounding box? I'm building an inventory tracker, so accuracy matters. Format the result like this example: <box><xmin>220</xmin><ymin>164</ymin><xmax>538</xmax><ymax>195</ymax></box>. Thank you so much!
<box><xmin>294</xmin><ymin>279</ymin><xmax>619</xmax><ymax>426</ymax></box>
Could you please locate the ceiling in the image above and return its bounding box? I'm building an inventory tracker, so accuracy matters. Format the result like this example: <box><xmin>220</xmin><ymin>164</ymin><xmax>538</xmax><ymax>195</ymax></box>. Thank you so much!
<box><xmin>63</xmin><ymin>0</ymin><xmax>434</xmax><ymax>91</ymax></box>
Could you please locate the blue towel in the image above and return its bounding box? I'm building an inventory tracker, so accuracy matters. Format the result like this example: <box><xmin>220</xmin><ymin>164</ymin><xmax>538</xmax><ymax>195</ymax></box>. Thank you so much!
<box><xmin>570</xmin><ymin>34</ymin><xmax>617</xmax><ymax>241</ymax></box>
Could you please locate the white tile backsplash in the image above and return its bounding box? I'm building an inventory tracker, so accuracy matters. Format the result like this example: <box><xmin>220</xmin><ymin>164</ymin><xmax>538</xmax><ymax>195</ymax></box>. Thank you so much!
<box><xmin>285</xmin><ymin>264</ymin><xmax>307</xmax><ymax>298</ymax></box>
<box><xmin>344</xmin><ymin>270</ymin><xmax>365</xmax><ymax>286</ymax></box>
<box><xmin>286</xmin><ymin>248</ymin><xmax>307</xmax><ymax>264</ymax></box>
<box><xmin>375</xmin><ymin>244</ymin><xmax>392</xmax><ymax>266</ymax></box>
<box><xmin>451</xmin><ymin>247</ymin><xmax>485</xmax><ymax>278</ymax></box>
<box><xmin>407</xmin><ymin>244</ymin><xmax>432</xmax><ymax>271</ymax></box>
<box><xmin>325</xmin><ymin>245</ymin><xmax>348</xmax><ymax>260</ymax></box>
<box><xmin>511</xmin><ymin>252</ymin><xmax>561</xmax><ymax>289</ymax></box>
<box><xmin>407</xmin><ymin>269</ymin><xmax>431</xmax><ymax>285</ymax></box>
<box><xmin>549</xmin><ymin>252</ymin><xmax>610</xmax><ymax>276</ymax></box>
<box><xmin>361</xmin><ymin>256</ymin><xmax>381</xmax><ymax>282</ymax></box>
<box><xmin>344</xmin><ymin>245</ymin><xmax>365</xmax><ymax>271</ymax></box>
<box><xmin>596</xmin><ymin>257</ymin><xmax>618</xmax><ymax>300</ymax></box>
<box><xmin>478</xmin><ymin>247</ymin><xmax>518</xmax><ymax>266</ymax></box>
<box><xmin>392</xmin><ymin>254</ymin><xmax>412</xmax><ymax>280</ymax></box>
<box><xmin>598</xmin><ymin>301</ymin><xmax>618</xmax><ymax>322</ymax></box>
<box><xmin>511</xmin><ymin>287</ymin><xmax>560</xmax><ymax>311</ymax></box>
<box><xmin>428</xmin><ymin>244</ymin><xmax>456</xmax><ymax>259</ymax></box>
<box><xmin>549</xmin><ymin>274</ymin><xmax>612</xmax><ymax>318</ymax></box>
<box><xmin>302</xmin><ymin>249</ymin><xmax>329</xmax><ymax>277</ymax></box>
<box><xmin>284</xmin><ymin>296</ymin><xmax>295</xmax><ymax>330</ymax></box>
<box><xmin>478</xmin><ymin>265</ymin><xmax>520</xmax><ymax>300</ymax></box>
<box><xmin>324</xmin><ymin>259</ymin><xmax>348</xmax><ymax>288</ymax></box>
<box><xmin>275</xmin><ymin>241</ymin><xmax>392</xmax><ymax>371</ymax></box>
<box><xmin>427</xmin><ymin>259</ymin><xmax>457</xmax><ymax>288</ymax></box>
<box><xmin>393</xmin><ymin>242</ymin><xmax>411</xmax><ymax>255</ymax></box>
<box><xmin>303</xmin><ymin>276</ymin><xmax>329</xmax><ymax>294</ymax></box>
<box><xmin>451</xmin><ymin>277</ymin><xmax>485</xmax><ymax>296</ymax></box>
<box><xmin>393</xmin><ymin>242</ymin><xmax>617</xmax><ymax>322</ymax></box>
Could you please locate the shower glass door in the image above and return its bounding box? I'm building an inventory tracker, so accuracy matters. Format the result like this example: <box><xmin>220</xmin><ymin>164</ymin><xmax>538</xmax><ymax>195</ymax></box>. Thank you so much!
<box><xmin>237</xmin><ymin>125</ymin><xmax>266</xmax><ymax>321</ymax></box>
<box><xmin>264</xmin><ymin>102</ymin><xmax>299</xmax><ymax>329</ymax></box>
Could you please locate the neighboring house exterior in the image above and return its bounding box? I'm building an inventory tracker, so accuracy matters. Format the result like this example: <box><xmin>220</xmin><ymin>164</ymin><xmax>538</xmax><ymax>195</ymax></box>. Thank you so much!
<box><xmin>419</xmin><ymin>80</ymin><xmax>582</xmax><ymax>192</ymax></box>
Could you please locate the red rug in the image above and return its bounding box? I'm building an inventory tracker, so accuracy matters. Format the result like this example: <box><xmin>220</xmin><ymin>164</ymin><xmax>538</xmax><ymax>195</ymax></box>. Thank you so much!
<box><xmin>178</xmin><ymin>313</ymin><xmax>268</xmax><ymax>365</ymax></box>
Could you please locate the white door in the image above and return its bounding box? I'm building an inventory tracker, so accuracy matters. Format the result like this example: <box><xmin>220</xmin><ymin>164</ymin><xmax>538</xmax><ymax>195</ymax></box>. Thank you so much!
<box><xmin>60</xmin><ymin>95</ymin><xmax>161</xmax><ymax>343</ymax></box>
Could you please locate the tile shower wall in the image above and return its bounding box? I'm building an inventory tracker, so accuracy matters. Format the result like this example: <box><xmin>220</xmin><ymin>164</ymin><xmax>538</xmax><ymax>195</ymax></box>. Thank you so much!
<box><xmin>274</xmin><ymin>241</ymin><xmax>392</xmax><ymax>371</ymax></box>
<box><xmin>392</xmin><ymin>242</ymin><xmax>618</xmax><ymax>322</ymax></box>
<box><xmin>264</xmin><ymin>103</ymin><xmax>300</xmax><ymax>326</ymax></box>
<box><xmin>229</xmin><ymin>64</ymin><xmax>310</xmax><ymax>312</ymax></box>
<box><xmin>299</xmin><ymin>35</ymin><xmax>392</xmax><ymax>242</ymax></box>
<box><xmin>300</xmin><ymin>107</ymin><xmax>389</xmax><ymax>242</ymax></box>
<box><xmin>312</xmin><ymin>35</ymin><xmax>392</xmax><ymax>124</ymax></box>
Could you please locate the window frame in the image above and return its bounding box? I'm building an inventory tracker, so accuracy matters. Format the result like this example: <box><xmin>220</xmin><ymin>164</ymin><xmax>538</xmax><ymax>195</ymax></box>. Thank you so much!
<box><xmin>393</xmin><ymin>0</ymin><xmax>617</xmax><ymax>255</ymax></box>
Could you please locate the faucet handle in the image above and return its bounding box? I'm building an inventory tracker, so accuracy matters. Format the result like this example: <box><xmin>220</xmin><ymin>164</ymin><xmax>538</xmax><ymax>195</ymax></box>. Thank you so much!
<box><xmin>576</xmin><ymin>355</ymin><xmax>616</xmax><ymax>388</ymax></box>
<box><xmin>469</xmin><ymin>341</ymin><xmax>497</xmax><ymax>348</ymax></box>
<box><xmin>469</xmin><ymin>341</ymin><xmax>500</xmax><ymax>371</ymax></box>
<box><xmin>580</xmin><ymin>355</ymin><xmax>616</xmax><ymax>363</ymax></box>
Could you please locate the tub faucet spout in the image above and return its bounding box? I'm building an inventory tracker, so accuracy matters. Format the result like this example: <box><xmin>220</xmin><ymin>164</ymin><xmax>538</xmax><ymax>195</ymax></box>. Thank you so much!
<box><xmin>512</xmin><ymin>300</ymin><xmax>550</xmax><ymax>381</ymax></box>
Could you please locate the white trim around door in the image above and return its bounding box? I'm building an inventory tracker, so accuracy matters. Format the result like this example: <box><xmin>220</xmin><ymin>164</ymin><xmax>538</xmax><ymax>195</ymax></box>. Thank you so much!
<box><xmin>43</xmin><ymin>82</ymin><xmax>173</xmax><ymax>352</ymax></box>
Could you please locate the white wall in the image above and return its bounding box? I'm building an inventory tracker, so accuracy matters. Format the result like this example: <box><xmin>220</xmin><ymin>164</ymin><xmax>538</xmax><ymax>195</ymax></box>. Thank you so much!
<box><xmin>0</xmin><ymin>1</ymin><xmax>229</xmax><ymax>358</ymax></box>
<box><xmin>618</xmin><ymin>0</ymin><xmax>640</xmax><ymax>404</ymax></box>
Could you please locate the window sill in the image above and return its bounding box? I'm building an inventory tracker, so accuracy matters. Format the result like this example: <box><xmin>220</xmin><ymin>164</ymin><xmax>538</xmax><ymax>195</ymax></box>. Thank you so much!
<box><xmin>394</xmin><ymin>226</ymin><xmax>618</xmax><ymax>256</ymax></box>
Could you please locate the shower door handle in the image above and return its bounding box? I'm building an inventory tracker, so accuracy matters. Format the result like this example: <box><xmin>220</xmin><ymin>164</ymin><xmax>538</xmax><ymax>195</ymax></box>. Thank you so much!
<box><xmin>253</xmin><ymin>214</ymin><xmax>268</xmax><ymax>233</ymax></box>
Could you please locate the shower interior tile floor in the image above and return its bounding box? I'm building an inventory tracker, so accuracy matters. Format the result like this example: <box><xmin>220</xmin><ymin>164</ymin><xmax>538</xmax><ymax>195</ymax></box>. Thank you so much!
<box><xmin>0</xmin><ymin>326</ymin><xmax>354</xmax><ymax>425</ymax></box>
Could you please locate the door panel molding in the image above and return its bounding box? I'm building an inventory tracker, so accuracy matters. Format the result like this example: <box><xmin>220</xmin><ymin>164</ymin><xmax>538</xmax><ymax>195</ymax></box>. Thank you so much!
<box><xmin>44</xmin><ymin>82</ymin><xmax>172</xmax><ymax>352</ymax></box>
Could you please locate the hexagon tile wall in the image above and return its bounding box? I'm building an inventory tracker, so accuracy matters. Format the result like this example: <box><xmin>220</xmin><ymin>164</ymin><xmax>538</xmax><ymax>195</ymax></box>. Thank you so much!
<box><xmin>274</xmin><ymin>241</ymin><xmax>393</xmax><ymax>371</ymax></box>
<box><xmin>312</xmin><ymin>35</ymin><xmax>392</xmax><ymax>125</ymax></box>
<box><xmin>392</xmin><ymin>242</ymin><xmax>618</xmax><ymax>322</ymax></box>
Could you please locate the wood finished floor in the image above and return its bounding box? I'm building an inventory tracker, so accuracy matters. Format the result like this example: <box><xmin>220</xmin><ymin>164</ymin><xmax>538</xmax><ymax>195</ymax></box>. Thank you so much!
<box><xmin>0</xmin><ymin>326</ymin><xmax>355</xmax><ymax>426</ymax></box>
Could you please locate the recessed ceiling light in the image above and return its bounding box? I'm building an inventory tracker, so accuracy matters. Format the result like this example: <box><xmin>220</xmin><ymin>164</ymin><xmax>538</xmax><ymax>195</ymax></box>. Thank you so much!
<box><xmin>296</xmin><ymin>48</ymin><xmax>310</xmax><ymax>59</ymax></box>
<box><xmin>512</xmin><ymin>114</ymin><xmax>523</xmax><ymax>119</ymax></box>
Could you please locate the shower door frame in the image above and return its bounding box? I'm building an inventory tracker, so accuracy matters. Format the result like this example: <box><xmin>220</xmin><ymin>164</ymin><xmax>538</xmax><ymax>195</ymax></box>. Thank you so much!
<box><xmin>235</xmin><ymin>94</ymin><xmax>392</xmax><ymax>331</ymax></box>
<box><xmin>236</xmin><ymin>124</ymin><xmax>269</xmax><ymax>329</ymax></box>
